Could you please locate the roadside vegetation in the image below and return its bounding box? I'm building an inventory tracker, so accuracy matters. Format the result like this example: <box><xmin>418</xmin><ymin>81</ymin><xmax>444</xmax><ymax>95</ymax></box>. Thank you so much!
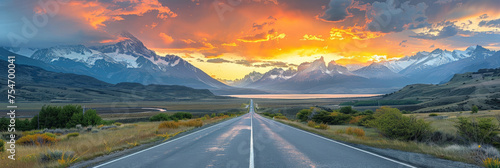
<box><xmin>266</xmin><ymin>105</ymin><xmax>500</xmax><ymax>167</ymax></box>
<box><xmin>0</xmin><ymin>105</ymin><xmax>244</xmax><ymax>168</ymax></box>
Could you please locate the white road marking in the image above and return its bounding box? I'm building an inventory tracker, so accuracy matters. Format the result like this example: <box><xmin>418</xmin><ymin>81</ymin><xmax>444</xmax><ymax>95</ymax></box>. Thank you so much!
<box><xmin>249</xmin><ymin>99</ymin><xmax>255</xmax><ymax>168</ymax></box>
<box><xmin>257</xmin><ymin>114</ymin><xmax>417</xmax><ymax>168</ymax></box>
<box><xmin>93</xmin><ymin>117</ymin><xmax>240</xmax><ymax>168</ymax></box>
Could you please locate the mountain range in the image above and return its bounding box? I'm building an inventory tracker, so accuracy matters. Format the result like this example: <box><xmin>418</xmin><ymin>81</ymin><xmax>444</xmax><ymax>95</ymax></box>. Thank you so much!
<box><xmin>232</xmin><ymin>45</ymin><xmax>500</xmax><ymax>93</ymax></box>
<box><xmin>3</xmin><ymin>32</ymin><xmax>228</xmax><ymax>90</ymax></box>
<box><xmin>2</xmin><ymin>32</ymin><xmax>499</xmax><ymax>94</ymax></box>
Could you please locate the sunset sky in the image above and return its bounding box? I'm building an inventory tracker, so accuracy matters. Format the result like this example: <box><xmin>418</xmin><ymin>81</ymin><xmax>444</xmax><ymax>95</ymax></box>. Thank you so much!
<box><xmin>1</xmin><ymin>0</ymin><xmax>500</xmax><ymax>80</ymax></box>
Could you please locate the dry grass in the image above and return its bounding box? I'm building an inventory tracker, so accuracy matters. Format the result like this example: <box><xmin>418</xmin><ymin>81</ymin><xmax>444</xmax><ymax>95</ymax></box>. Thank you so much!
<box><xmin>158</xmin><ymin>121</ymin><xmax>180</xmax><ymax>129</ymax></box>
<box><xmin>277</xmin><ymin>119</ymin><xmax>478</xmax><ymax>164</ymax></box>
<box><xmin>0</xmin><ymin>116</ymin><xmax>235</xmax><ymax>168</ymax></box>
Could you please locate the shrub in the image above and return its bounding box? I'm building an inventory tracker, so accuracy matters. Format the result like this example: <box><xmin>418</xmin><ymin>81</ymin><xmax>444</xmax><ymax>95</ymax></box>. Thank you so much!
<box><xmin>97</xmin><ymin>124</ymin><xmax>104</xmax><ymax>129</ymax></box>
<box><xmin>181</xmin><ymin>119</ymin><xmax>203</xmax><ymax>128</ymax></box>
<box><xmin>158</xmin><ymin>121</ymin><xmax>180</xmax><ymax>129</ymax></box>
<box><xmin>150</xmin><ymin>113</ymin><xmax>171</xmax><ymax>121</ymax></box>
<box><xmin>22</xmin><ymin>130</ymin><xmax>41</xmax><ymax>136</ymax></box>
<box><xmin>40</xmin><ymin>150</ymin><xmax>75</xmax><ymax>162</ymax></box>
<box><xmin>312</xmin><ymin>111</ymin><xmax>351</xmax><ymax>125</ymax></box>
<box><xmin>307</xmin><ymin>121</ymin><xmax>316</xmax><ymax>127</ymax></box>
<box><xmin>0</xmin><ymin>139</ymin><xmax>4</xmax><ymax>152</ymax></box>
<box><xmin>483</xmin><ymin>158</ymin><xmax>500</xmax><ymax>168</ymax></box>
<box><xmin>296</xmin><ymin>109</ymin><xmax>312</xmax><ymax>122</ymax></box>
<box><xmin>114</xmin><ymin>122</ymin><xmax>122</xmax><ymax>126</ymax></box>
<box><xmin>349</xmin><ymin>116</ymin><xmax>364</xmax><ymax>124</ymax></box>
<box><xmin>17</xmin><ymin>134</ymin><xmax>57</xmax><ymax>146</ymax></box>
<box><xmin>345</xmin><ymin>127</ymin><xmax>365</xmax><ymax>137</ymax></box>
<box><xmin>455</xmin><ymin>117</ymin><xmax>498</xmax><ymax>144</ymax></box>
<box><xmin>429</xmin><ymin>113</ymin><xmax>438</xmax><ymax>116</ymax></box>
<box><xmin>371</xmin><ymin>106</ymin><xmax>433</xmax><ymax>141</ymax></box>
<box><xmin>339</xmin><ymin>106</ymin><xmax>356</xmax><ymax>114</ymax></box>
<box><xmin>66</xmin><ymin>132</ymin><xmax>79</xmax><ymax>139</ymax></box>
<box><xmin>274</xmin><ymin>115</ymin><xmax>288</xmax><ymax>120</ymax></box>
<box><xmin>173</xmin><ymin>112</ymin><xmax>193</xmax><ymax>120</ymax></box>
<box><xmin>44</xmin><ymin>132</ymin><xmax>56</xmax><ymax>138</ymax></box>
<box><xmin>357</xmin><ymin>115</ymin><xmax>375</xmax><ymax>127</ymax></box>
<box><xmin>472</xmin><ymin>105</ymin><xmax>479</xmax><ymax>114</ymax></box>
<box><xmin>99</xmin><ymin>120</ymin><xmax>114</xmax><ymax>126</ymax></box>
<box><xmin>317</xmin><ymin>123</ymin><xmax>329</xmax><ymax>130</ymax></box>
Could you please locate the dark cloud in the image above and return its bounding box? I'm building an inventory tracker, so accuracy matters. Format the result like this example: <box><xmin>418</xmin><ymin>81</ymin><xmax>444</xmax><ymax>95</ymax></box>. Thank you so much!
<box><xmin>429</xmin><ymin>44</ymin><xmax>435</xmax><ymax>48</ymax></box>
<box><xmin>196</xmin><ymin>58</ymin><xmax>205</xmax><ymax>62</ymax></box>
<box><xmin>318</xmin><ymin>0</ymin><xmax>352</xmax><ymax>22</ymax></box>
<box><xmin>410</xmin><ymin>24</ymin><xmax>458</xmax><ymax>40</ymax></box>
<box><xmin>399</xmin><ymin>40</ymin><xmax>407</xmax><ymax>47</ymax></box>
<box><xmin>479</xmin><ymin>14</ymin><xmax>489</xmax><ymax>19</ymax></box>
<box><xmin>479</xmin><ymin>19</ymin><xmax>500</xmax><ymax>28</ymax></box>
<box><xmin>366</xmin><ymin>1</ymin><xmax>429</xmax><ymax>33</ymax></box>
<box><xmin>206</xmin><ymin>58</ymin><xmax>232</xmax><ymax>63</ymax></box>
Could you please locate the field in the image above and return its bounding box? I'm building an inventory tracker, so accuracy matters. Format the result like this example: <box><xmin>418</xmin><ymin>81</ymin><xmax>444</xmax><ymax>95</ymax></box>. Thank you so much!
<box><xmin>0</xmin><ymin>115</ymin><xmax>236</xmax><ymax>168</ymax></box>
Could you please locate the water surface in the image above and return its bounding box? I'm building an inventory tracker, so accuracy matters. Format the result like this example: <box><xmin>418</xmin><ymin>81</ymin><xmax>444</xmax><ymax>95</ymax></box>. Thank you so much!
<box><xmin>224</xmin><ymin>94</ymin><xmax>381</xmax><ymax>99</ymax></box>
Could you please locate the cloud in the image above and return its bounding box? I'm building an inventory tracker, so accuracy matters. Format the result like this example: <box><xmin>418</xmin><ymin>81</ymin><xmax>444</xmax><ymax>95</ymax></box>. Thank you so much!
<box><xmin>399</xmin><ymin>40</ymin><xmax>407</xmax><ymax>47</ymax></box>
<box><xmin>366</xmin><ymin>0</ymin><xmax>429</xmax><ymax>33</ymax></box>
<box><xmin>318</xmin><ymin>0</ymin><xmax>352</xmax><ymax>22</ymax></box>
<box><xmin>222</xmin><ymin>42</ymin><xmax>238</xmax><ymax>47</ymax></box>
<box><xmin>429</xmin><ymin>44</ymin><xmax>435</xmax><ymax>48</ymax></box>
<box><xmin>410</xmin><ymin>21</ymin><xmax>459</xmax><ymax>40</ymax></box>
<box><xmin>67</xmin><ymin>0</ymin><xmax>177</xmax><ymax>29</ymax></box>
<box><xmin>206</xmin><ymin>58</ymin><xmax>232</xmax><ymax>63</ymax></box>
<box><xmin>301</xmin><ymin>35</ymin><xmax>325</xmax><ymax>41</ymax></box>
<box><xmin>159</xmin><ymin>33</ymin><xmax>174</xmax><ymax>44</ymax></box>
<box><xmin>329</xmin><ymin>26</ymin><xmax>382</xmax><ymax>40</ymax></box>
<box><xmin>479</xmin><ymin>14</ymin><xmax>489</xmax><ymax>19</ymax></box>
<box><xmin>237</xmin><ymin>29</ymin><xmax>286</xmax><ymax>43</ymax></box>
<box><xmin>479</xmin><ymin>18</ymin><xmax>500</xmax><ymax>28</ymax></box>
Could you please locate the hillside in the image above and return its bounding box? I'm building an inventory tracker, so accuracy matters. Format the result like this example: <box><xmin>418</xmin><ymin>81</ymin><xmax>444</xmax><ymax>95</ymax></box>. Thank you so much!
<box><xmin>381</xmin><ymin>68</ymin><xmax>500</xmax><ymax>112</ymax></box>
<box><xmin>0</xmin><ymin>60</ymin><xmax>218</xmax><ymax>102</ymax></box>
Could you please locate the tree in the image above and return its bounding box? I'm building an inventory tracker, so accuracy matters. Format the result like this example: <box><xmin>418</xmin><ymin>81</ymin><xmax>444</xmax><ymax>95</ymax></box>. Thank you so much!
<box><xmin>471</xmin><ymin>105</ymin><xmax>479</xmax><ymax>114</ymax></box>
<box><xmin>83</xmin><ymin>109</ymin><xmax>101</xmax><ymax>126</ymax></box>
<box><xmin>296</xmin><ymin>109</ymin><xmax>312</xmax><ymax>122</ymax></box>
<box><xmin>66</xmin><ymin>112</ymin><xmax>83</xmax><ymax>128</ymax></box>
<box><xmin>339</xmin><ymin>106</ymin><xmax>356</xmax><ymax>114</ymax></box>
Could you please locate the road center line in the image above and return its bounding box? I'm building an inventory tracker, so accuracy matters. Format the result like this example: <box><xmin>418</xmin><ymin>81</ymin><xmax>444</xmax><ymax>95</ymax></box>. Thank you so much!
<box><xmin>249</xmin><ymin>100</ymin><xmax>255</xmax><ymax>168</ymax></box>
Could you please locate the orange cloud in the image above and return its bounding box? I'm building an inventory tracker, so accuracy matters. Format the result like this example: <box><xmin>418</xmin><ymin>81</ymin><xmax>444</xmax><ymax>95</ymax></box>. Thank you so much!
<box><xmin>301</xmin><ymin>34</ymin><xmax>325</xmax><ymax>41</ymax></box>
<box><xmin>159</xmin><ymin>33</ymin><xmax>174</xmax><ymax>44</ymax></box>
<box><xmin>238</xmin><ymin>29</ymin><xmax>286</xmax><ymax>43</ymax></box>
<box><xmin>329</xmin><ymin>26</ymin><xmax>383</xmax><ymax>40</ymax></box>
<box><xmin>222</xmin><ymin>42</ymin><xmax>238</xmax><ymax>47</ymax></box>
<box><xmin>67</xmin><ymin>0</ymin><xmax>176</xmax><ymax>29</ymax></box>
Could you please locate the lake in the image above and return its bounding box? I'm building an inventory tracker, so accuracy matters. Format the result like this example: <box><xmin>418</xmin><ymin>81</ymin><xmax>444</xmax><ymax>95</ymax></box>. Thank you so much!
<box><xmin>223</xmin><ymin>94</ymin><xmax>382</xmax><ymax>99</ymax></box>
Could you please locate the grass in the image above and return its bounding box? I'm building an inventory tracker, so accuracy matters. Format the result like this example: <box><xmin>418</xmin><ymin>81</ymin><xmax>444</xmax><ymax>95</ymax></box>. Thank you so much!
<box><xmin>0</xmin><ymin>115</ymin><xmax>237</xmax><ymax>168</ymax></box>
<box><xmin>274</xmin><ymin>118</ymin><xmax>479</xmax><ymax>164</ymax></box>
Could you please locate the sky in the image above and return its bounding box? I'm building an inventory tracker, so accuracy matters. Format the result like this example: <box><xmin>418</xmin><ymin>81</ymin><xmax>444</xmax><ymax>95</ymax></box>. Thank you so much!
<box><xmin>1</xmin><ymin>0</ymin><xmax>500</xmax><ymax>80</ymax></box>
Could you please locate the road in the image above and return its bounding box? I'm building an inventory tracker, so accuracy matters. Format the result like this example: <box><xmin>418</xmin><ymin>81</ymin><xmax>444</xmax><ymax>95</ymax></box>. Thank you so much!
<box><xmin>94</xmin><ymin>99</ymin><xmax>415</xmax><ymax>168</ymax></box>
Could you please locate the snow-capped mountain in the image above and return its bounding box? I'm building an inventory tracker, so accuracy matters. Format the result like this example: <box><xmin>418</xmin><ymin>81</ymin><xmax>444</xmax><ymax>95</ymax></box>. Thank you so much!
<box><xmin>249</xmin><ymin>68</ymin><xmax>297</xmax><ymax>88</ymax></box>
<box><xmin>382</xmin><ymin>47</ymin><xmax>475</xmax><ymax>73</ymax></box>
<box><xmin>353</xmin><ymin>62</ymin><xmax>402</xmax><ymax>79</ymax></box>
<box><xmin>2</xmin><ymin>32</ymin><xmax>228</xmax><ymax>89</ymax></box>
<box><xmin>231</xmin><ymin>71</ymin><xmax>263</xmax><ymax>87</ymax></box>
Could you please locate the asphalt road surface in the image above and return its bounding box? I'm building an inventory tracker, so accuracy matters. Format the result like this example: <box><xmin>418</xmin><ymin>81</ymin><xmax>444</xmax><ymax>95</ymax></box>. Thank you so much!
<box><xmin>94</xmin><ymin>99</ymin><xmax>416</xmax><ymax>168</ymax></box>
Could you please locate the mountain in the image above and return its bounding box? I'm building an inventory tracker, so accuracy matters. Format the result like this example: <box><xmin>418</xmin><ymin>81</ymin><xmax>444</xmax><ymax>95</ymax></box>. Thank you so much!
<box><xmin>0</xmin><ymin>59</ymin><xmax>218</xmax><ymax>102</ymax></box>
<box><xmin>249</xmin><ymin>68</ymin><xmax>297</xmax><ymax>88</ymax></box>
<box><xmin>2</xmin><ymin>32</ymin><xmax>228</xmax><ymax>90</ymax></box>
<box><xmin>231</xmin><ymin>71</ymin><xmax>263</xmax><ymax>87</ymax></box>
<box><xmin>353</xmin><ymin>62</ymin><xmax>402</xmax><ymax>79</ymax></box>
<box><xmin>402</xmin><ymin>46</ymin><xmax>498</xmax><ymax>84</ymax></box>
<box><xmin>381</xmin><ymin>68</ymin><xmax>500</xmax><ymax>112</ymax></box>
<box><xmin>381</xmin><ymin>47</ymin><xmax>474</xmax><ymax>73</ymax></box>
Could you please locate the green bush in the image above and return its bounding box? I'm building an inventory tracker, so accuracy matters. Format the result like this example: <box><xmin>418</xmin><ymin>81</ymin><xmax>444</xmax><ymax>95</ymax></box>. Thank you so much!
<box><xmin>43</xmin><ymin>132</ymin><xmax>56</xmax><ymax>138</ymax></box>
<box><xmin>429</xmin><ymin>113</ymin><xmax>438</xmax><ymax>116</ymax></box>
<box><xmin>471</xmin><ymin>105</ymin><xmax>479</xmax><ymax>114</ymax></box>
<box><xmin>371</xmin><ymin>106</ymin><xmax>433</xmax><ymax>141</ymax></box>
<box><xmin>98</xmin><ymin>120</ymin><xmax>115</xmax><ymax>125</ymax></box>
<box><xmin>455</xmin><ymin>117</ymin><xmax>498</xmax><ymax>144</ymax></box>
<box><xmin>66</xmin><ymin>132</ymin><xmax>79</xmax><ymax>139</ymax></box>
<box><xmin>173</xmin><ymin>112</ymin><xmax>193</xmax><ymax>120</ymax></box>
<box><xmin>339</xmin><ymin>106</ymin><xmax>357</xmax><ymax>114</ymax></box>
<box><xmin>357</xmin><ymin>115</ymin><xmax>375</xmax><ymax>127</ymax></box>
<box><xmin>150</xmin><ymin>113</ymin><xmax>171</xmax><ymax>121</ymax></box>
<box><xmin>114</xmin><ymin>122</ymin><xmax>122</xmax><ymax>126</ymax></box>
<box><xmin>312</xmin><ymin>111</ymin><xmax>351</xmax><ymax>125</ymax></box>
<box><xmin>296</xmin><ymin>109</ymin><xmax>312</xmax><ymax>122</ymax></box>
